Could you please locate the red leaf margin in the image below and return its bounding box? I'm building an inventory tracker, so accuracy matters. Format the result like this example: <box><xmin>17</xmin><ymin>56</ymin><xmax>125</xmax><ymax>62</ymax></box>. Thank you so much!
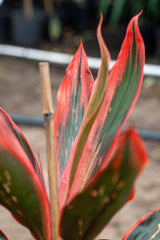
<box><xmin>59</xmin><ymin>128</ymin><xmax>148</xmax><ymax>240</ymax></box>
<box><xmin>90</xmin><ymin>127</ymin><xmax>148</xmax><ymax>203</ymax></box>
<box><xmin>99</xmin><ymin>11</ymin><xmax>145</xmax><ymax>170</ymax></box>
<box><xmin>0</xmin><ymin>108</ymin><xmax>45</xmax><ymax>186</ymax></box>
<box><xmin>122</xmin><ymin>208</ymin><xmax>160</xmax><ymax>240</ymax></box>
<box><xmin>54</xmin><ymin>43</ymin><xmax>94</xmax><ymax>209</ymax></box>
<box><xmin>65</xmin><ymin>12</ymin><xmax>145</xmax><ymax>206</ymax></box>
<box><xmin>0</xmin><ymin>230</ymin><xmax>9</xmax><ymax>240</ymax></box>
<box><xmin>0</xmin><ymin>109</ymin><xmax>51</xmax><ymax>240</ymax></box>
<box><xmin>58</xmin><ymin>14</ymin><xmax>111</xmax><ymax>210</ymax></box>
<box><xmin>54</xmin><ymin>43</ymin><xmax>94</xmax><ymax>183</ymax></box>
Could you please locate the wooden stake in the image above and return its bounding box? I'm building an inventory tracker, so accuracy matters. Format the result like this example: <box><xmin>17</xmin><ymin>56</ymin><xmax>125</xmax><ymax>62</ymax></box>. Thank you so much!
<box><xmin>23</xmin><ymin>0</ymin><xmax>34</xmax><ymax>18</ymax></box>
<box><xmin>39</xmin><ymin>62</ymin><xmax>60</xmax><ymax>240</ymax></box>
<box><xmin>43</xmin><ymin>0</ymin><xmax>54</xmax><ymax>15</ymax></box>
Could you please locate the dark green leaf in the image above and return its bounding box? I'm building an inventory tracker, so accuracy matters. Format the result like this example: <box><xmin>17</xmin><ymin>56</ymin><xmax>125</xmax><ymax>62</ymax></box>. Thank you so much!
<box><xmin>0</xmin><ymin>111</ymin><xmax>51</xmax><ymax>240</ymax></box>
<box><xmin>60</xmin><ymin>129</ymin><xmax>147</xmax><ymax>240</ymax></box>
<box><xmin>0</xmin><ymin>149</ymin><xmax>51</xmax><ymax>240</ymax></box>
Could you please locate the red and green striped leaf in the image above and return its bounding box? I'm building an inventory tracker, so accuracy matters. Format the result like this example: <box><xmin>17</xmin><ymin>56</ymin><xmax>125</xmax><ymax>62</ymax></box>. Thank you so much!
<box><xmin>0</xmin><ymin>231</ymin><xmax>9</xmax><ymax>240</ymax></box>
<box><xmin>60</xmin><ymin>129</ymin><xmax>148</xmax><ymax>240</ymax></box>
<box><xmin>53</xmin><ymin>43</ymin><xmax>94</xmax><ymax>183</ymax></box>
<box><xmin>0</xmin><ymin>108</ymin><xmax>44</xmax><ymax>186</ymax></box>
<box><xmin>122</xmin><ymin>209</ymin><xmax>160</xmax><ymax>240</ymax></box>
<box><xmin>69</xmin><ymin>14</ymin><xmax>110</xmax><ymax>187</ymax></box>
<box><xmin>66</xmin><ymin>13</ymin><xmax>145</xmax><ymax>203</ymax></box>
<box><xmin>59</xmin><ymin>15</ymin><xmax>110</xmax><ymax>209</ymax></box>
<box><xmin>0</xmin><ymin>110</ymin><xmax>51</xmax><ymax>240</ymax></box>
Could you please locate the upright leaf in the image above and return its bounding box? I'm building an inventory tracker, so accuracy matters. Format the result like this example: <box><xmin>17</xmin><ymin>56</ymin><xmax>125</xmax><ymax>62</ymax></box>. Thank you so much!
<box><xmin>69</xmin><ymin>14</ymin><xmax>110</xmax><ymax>186</ymax></box>
<box><xmin>53</xmin><ymin>43</ymin><xmax>94</xmax><ymax>208</ymax></box>
<box><xmin>53</xmin><ymin>43</ymin><xmax>94</xmax><ymax>182</ymax></box>
<box><xmin>68</xmin><ymin>12</ymin><xmax>145</xmax><ymax>202</ymax></box>
<box><xmin>0</xmin><ymin>111</ymin><xmax>51</xmax><ymax>240</ymax></box>
<box><xmin>59</xmin><ymin>15</ymin><xmax>110</xmax><ymax>209</ymax></box>
<box><xmin>60</xmin><ymin>129</ymin><xmax>148</xmax><ymax>240</ymax></box>
<box><xmin>122</xmin><ymin>209</ymin><xmax>160</xmax><ymax>240</ymax></box>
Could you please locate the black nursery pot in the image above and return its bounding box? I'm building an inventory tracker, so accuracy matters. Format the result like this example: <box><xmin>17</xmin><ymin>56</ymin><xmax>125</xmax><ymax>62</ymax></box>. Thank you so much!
<box><xmin>0</xmin><ymin>9</ymin><xmax>10</xmax><ymax>42</ymax></box>
<box><xmin>155</xmin><ymin>27</ymin><xmax>160</xmax><ymax>61</ymax></box>
<box><xmin>10</xmin><ymin>9</ymin><xmax>45</xmax><ymax>47</ymax></box>
<box><xmin>140</xmin><ymin>25</ymin><xmax>156</xmax><ymax>57</ymax></box>
<box><xmin>73</xmin><ymin>4</ymin><xmax>89</xmax><ymax>31</ymax></box>
<box><xmin>58</xmin><ymin>0</ymin><xmax>90</xmax><ymax>31</ymax></box>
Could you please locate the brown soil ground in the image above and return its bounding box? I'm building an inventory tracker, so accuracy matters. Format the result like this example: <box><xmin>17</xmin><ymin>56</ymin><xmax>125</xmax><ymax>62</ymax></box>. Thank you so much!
<box><xmin>0</xmin><ymin>56</ymin><xmax>160</xmax><ymax>240</ymax></box>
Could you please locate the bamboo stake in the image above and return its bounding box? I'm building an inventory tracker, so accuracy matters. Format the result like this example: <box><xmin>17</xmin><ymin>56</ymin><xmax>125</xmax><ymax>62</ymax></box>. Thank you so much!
<box><xmin>23</xmin><ymin>0</ymin><xmax>34</xmax><ymax>18</ymax></box>
<box><xmin>43</xmin><ymin>0</ymin><xmax>54</xmax><ymax>15</ymax></box>
<box><xmin>39</xmin><ymin>62</ymin><xmax>60</xmax><ymax>240</ymax></box>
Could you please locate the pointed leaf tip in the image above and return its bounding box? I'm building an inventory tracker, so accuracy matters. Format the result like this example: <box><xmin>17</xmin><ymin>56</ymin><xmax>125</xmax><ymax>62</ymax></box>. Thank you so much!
<box><xmin>97</xmin><ymin>12</ymin><xmax>110</xmax><ymax>67</ymax></box>
<box><xmin>97</xmin><ymin>13</ymin><xmax>103</xmax><ymax>32</ymax></box>
<box><xmin>123</xmin><ymin>128</ymin><xmax>148</xmax><ymax>173</ymax></box>
<box><xmin>66</xmin><ymin>12</ymin><xmax>145</xmax><ymax>202</ymax></box>
<box><xmin>59</xmin><ymin>13</ymin><xmax>145</xmax><ymax>210</ymax></box>
<box><xmin>67</xmin><ymin>12</ymin><xmax>111</xmax><ymax>198</ymax></box>
<box><xmin>54</xmin><ymin>40</ymin><xmax>94</xmax><ymax>208</ymax></box>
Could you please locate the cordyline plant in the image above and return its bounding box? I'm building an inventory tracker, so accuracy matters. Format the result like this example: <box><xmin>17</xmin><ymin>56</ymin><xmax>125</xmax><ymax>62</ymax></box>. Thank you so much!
<box><xmin>0</xmin><ymin>12</ymin><xmax>159</xmax><ymax>240</ymax></box>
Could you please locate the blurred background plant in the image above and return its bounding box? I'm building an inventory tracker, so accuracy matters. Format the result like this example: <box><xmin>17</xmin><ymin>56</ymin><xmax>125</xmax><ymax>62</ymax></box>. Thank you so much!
<box><xmin>97</xmin><ymin>0</ymin><xmax>160</xmax><ymax>26</ymax></box>
<box><xmin>0</xmin><ymin>0</ymin><xmax>160</xmax><ymax>60</ymax></box>
<box><xmin>96</xmin><ymin>0</ymin><xmax>160</xmax><ymax>58</ymax></box>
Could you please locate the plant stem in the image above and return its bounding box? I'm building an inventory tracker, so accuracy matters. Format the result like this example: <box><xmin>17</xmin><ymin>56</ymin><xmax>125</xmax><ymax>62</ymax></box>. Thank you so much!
<box><xmin>23</xmin><ymin>0</ymin><xmax>34</xmax><ymax>18</ymax></box>
<box><xmin>39</xmin><ymin>62</ymin><xmax>60</xmax><ymax>240</ymax></box>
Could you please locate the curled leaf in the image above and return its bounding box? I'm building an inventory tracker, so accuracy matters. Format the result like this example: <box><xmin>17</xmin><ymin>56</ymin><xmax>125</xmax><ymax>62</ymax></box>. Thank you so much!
<box><xmin>60</xmin><ymin>128</ymin><xmax>148</xmax><ymax>240</ymax></box>
<box><xmin>0</xmin><ymin>109</ymin><xmax>51</xmax><ymax>240</ymax></box>
<box><xmin>0</xmin><ymin>108</ymin><xmax>44</xmax><ymax>185</ymax></box>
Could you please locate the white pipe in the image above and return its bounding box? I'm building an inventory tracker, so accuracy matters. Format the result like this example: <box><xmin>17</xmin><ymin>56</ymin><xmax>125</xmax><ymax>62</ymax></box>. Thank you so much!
<box><xmin>0</xmin><ymin>44</ymin><xmax>160</xmax><ymax>77</ymax></box>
